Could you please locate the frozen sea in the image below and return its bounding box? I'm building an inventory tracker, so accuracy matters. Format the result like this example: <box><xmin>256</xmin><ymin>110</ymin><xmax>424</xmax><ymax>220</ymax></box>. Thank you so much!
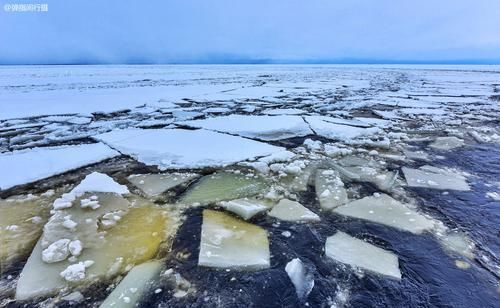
<box><xmin>0</xmin><ymin>65</ymin><xmax>499</xmax><ymax>307</ymax></box>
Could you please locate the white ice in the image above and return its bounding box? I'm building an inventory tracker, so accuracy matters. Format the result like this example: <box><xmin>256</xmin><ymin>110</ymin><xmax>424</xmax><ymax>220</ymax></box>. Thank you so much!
<box><xmin>402</xmin><ymin>165</ymin><xmax>470</xmax><ymax>191</ymax></box>
<box><xmin>268</xmin><ymin>199</ymin><xmax>320</xmax><ymax>222</ymax></box>
<box><xmin>285</xmin><ymin>258</ymin><xmax>315</xmax><ymax>301</ymax></box>
<box><xmin>127</xmin><ymin>173</ymin><xmax>198</xmax><ymax>197</ymax></box>
<box><xmin>219</xmin><ymin>198</ymin><xmax>271</xmax><ymax>220</ymax></box>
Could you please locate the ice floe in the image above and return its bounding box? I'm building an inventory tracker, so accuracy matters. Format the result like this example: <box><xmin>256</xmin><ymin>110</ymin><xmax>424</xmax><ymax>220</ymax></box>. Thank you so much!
<box><xmin>325</xmin><ymin>231</ymin><xmax>401</xmax><ymax>279</ymax></box>
<box><xmin>402</xmin><ymin>165</ymin><xmax>470</xmax><ymax>191</ymax></box>
<box><xmin>305</xmin><ymin>116</ymin><xmax>381</xmax><ymax>140</ymax></box>
<box><xmin>315</xmin><ymin>169</ymin><xmax>348</xmax><ymax>210</ymax></box>
<box><xmin>127</xmin><ymin>172</ymin><xmax>198</xmax><ymax>197</ymax></box>
<box><xmin>429</xmin><ymin>136</ymin><xmax>465</xmax><ymax>150</ymax></box>
<box><xmin>198</xmin><ymin>210</ymin><xmax>270</xmax><ymax>270</ymax></box>
<box><xmin>268</xmin><ymin>199</ymin><xmax>320</xmax><ymax>222</ymax></box>
<box><xmin>334</xmin><ymin>194</ymin><xmax>436</xmax><ymax>234</ymax></box>
<box><xmin>0</xmin><ymin>143</ymin><xmax>119</xmax><ymax>190</ymax></box>
<box><xmin>94</xmin><ymin>128</ymin><xmax>284</xmax><ymax>169</ymax></box>
<box><xmin>219</xmin><ymin>198</ymin><xmax>271</xmax><ymax>220</ymax></box>
<box><xmin>285</xmin><ymin>258</ymin><xmax>315</xmax><ymax>301</ymax></box>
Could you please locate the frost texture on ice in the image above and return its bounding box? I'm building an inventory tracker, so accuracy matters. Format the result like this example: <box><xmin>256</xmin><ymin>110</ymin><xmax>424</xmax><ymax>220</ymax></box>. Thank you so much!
<box><xmin>219</xmin><ymin>198</ymin><xmax>271</xmax><ymax>220</ymax></box>
<box><xmin>285</xmin><ymin>258</ymin><xmax>315</xmax><ymax>301</ymax></box>
<box><xmin>268</xmin><ymin>199</ymin><xmax>320</xmax><ymax>222</ymax></box>
<box><xmin>325</xmin><ymin>231</ymin><xmax>401</xmax><ymax>279</ymax></box>
<box><xmin>198</xmin><ymin>210</ymin><xmax>270</xmax><ymax>270</ymax></box>
<box><xmin>179</xmin><ymin>115</ymin><xmax>313</xmax><ymax>141</ymax></box>
<box><xmin>127</xmin><ymin>173</ymin><xmax>198</xmax><ymax>197</ymax></box>
<box><xmin>402</xmin><ymin>166</ymin><xmax>470</xmax><ymax>191</ymax></box>
<box><xmin>334</xmin><ymin>194</ymin><xmax>435</xmax><ymax>234</ymax></box>
<box><xmin>99</xmin><ymin>260</ymin><xmax>162</xmax><ymax>308</ymax></box>
<box><xmin>0</xmin><ymin>143</ymin><xmax>119</xmax><ymax>190</ymax></box>
<box><xmin>94</xmin><ymin>128</ymin><xmax>285</xmax><ymax>169</ymax></box>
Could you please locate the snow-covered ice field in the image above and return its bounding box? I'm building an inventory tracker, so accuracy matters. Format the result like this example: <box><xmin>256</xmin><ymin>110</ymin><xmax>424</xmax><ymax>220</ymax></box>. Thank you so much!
<box><xmin>0</xmin><ymin>65</ymin><xmax>499</xmax><ymax>307</ymax></box>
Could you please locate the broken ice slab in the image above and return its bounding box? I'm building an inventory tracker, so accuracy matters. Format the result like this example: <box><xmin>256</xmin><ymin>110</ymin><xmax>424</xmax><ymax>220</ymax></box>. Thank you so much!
<box><xmin>268</xmin><ymin>199</ymin><xmax>320</xmax><ymax>222</ymax></box>
<box><xmin>429</xmin><ymin>136</ymin><xmax>465</xmax><ymax>151</ymax></box>
<box><xmin>402</xmin><ymin>165</ymin><xmax>470</xmax><ymax>191</ymax></box>
<box><xmin>127</xmin><ymin>172</ymin><xmax>199</xmax><ymax>197</ymax></box>
<box><xmin>178</xmin><ymin>172</ymin><xmax>267</xmax><ymax>206</ymax></box>
<box><xmin>179</xmin><ymin>115</ymin><xmax>313</xmax><ymax>141</ymax></box>
<box><xmin>198</xmin><ymin>210</ymin><xmax>270</xmax><ymax>270</ymax></box>
<box><xmin>315</xmin><ymin>169</ymin><xmax>348</xmax><ymax>210</ymax></box>
<box><xmin>285</xmin><ymin>258</ymin><xmax>315</xmax><ymax>301</ymax></box>
<box><xmin>305</xmin><ymin>116</ymin><xmax>381</xmax><ymax>140</ymax></box>
<box><xmin>99</xmin><ymin>260</ymin><xmax>163</xmax><ymax>308</ymax></box>
<box><xmin>0</xmin><ymin>194</ymin><xmax>53</xmax><ymax>266</ymax></box>
<box><xmin>438</xmin><ymin>231</ymin><xmax>475</xmax><ymax>259</ymax></box>
<box><xmin>325</xmin><ymin>231</ymin><xmax>401</xmax><ymax>279</ymax></box>
<box><xmin>334</xmin><ymin>194</ymin><xmax>435</xmax><ymax>234</ymax></box>
<box><xmin>280</xmin><ymin>160</ymin><xmax>320</xmax><ymax>192</ymax></box>
<box><xmin>219</xmin><ymin>198</ymin><xmax>272</xmax><ymax>220</ymax></box>
<box><xmin>335</xmin><ymin>157</ymin><xmax>399</xmax><ymax>191</ymax></box>
<box><xmin>94</xmin><ymin>128</ymin><xmax>285</xmax><ymax>169</ymax></box>
<box><xmin>0</xmin><ymin>143</ymin><xmax>119</xmax><ymax>190</ymax></box>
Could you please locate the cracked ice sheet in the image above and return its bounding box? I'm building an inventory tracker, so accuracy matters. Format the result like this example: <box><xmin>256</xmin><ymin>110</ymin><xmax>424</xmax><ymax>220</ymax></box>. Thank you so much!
<box><xmin>305</xmin><ymin>116</ymin><xmax>381</xmax><ymax>140</ymax></box>
<box><xmin>94</xmin><ymin>128</ymin><xmax>285</xmax><ymax>169</ymax></box>
<box><xmin>179</xmin><ymin>115</ymin><xmax>313</xmax><ymax>141</ymax></box>
<box><xmin>0</xmin><ymin>143</ymin><xmax>119</xmax><ymax>190</ymax></box>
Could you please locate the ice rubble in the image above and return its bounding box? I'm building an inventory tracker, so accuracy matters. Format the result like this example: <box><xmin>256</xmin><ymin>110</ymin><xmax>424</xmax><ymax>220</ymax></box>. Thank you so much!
<box><xmin>94</xmin><ymin>128</ymin><xmax>285</xmax><ymax>169</ymax></box>
<box><xmin>198</xmin><ymin>210</ymin><xmax>270</xmax><ymax>270</ymax></box>
<box><xmin>285</xmin><ymin>258</ymin><xmax>315</xmax><ymax>301</ymax></box>
<box><xmin>429</xmin><ymin>136</ymin><xmax>465</xmax><ymax>150</ymax></box>
<box><xmin>325</xmin><ymin>231</ymin><xmax>401</xmax><ymax>279</ymax></box>
<box><xmin>15</xmin><ymin>173</ymin><xmax>173</xmax><ymax>300</ymax></box>
<box><xmin>127</xmin><ymin>172</ymin><xmax>198</xmax><ymax>197</ymax></box>
<box><xmin>219</xmin><ymin>198</ymin><xmax>271</xmax><ymax>220</ymax></box>
<box><xmin>178</xmin><ymin>172</ymin><xmax>267</xmax><ymax>206</ymax></box>
<box><xmin>268</xmin><ymin>199</ymin><xmax>320</xmax><ymax>222</ymax></box>
<box><xmin>99</xmin><ymin>260</ymin><xmax>163</xmax><ymax>308</ymax></box>
<box><xmin>315</xmin><ymin>169</ymin><xmax>348</xmax><ymax>210</ymax></box>
<box><xmin>0</xmin><ymin>143</ymin><xmax>119</xmax><ymax>190</ymax></box>
<box><xmin>334</xmin><ymin>157</ymin><xmax>399</xmax><ymax>191</ymax></box>
<box><xmin>334</xmin><ymin>194</ymin><xmax>436</xmax><ymax>234</ymax></box>
<box><xmin>402</xmin><ymin>166</ymin><xmax>470</xmax><ymax>191</ymax></box>
<box><xmin>179</xmin><ymin>115</ymin><xmax>313</xmax><ymax>140</ymax></box>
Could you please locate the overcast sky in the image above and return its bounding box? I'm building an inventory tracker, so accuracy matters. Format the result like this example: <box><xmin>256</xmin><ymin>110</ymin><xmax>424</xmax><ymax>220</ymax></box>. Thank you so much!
<box><xmin>1</xmin><ymin>0</ymin><xmax>500</xmax><ymax>64</ymax></box>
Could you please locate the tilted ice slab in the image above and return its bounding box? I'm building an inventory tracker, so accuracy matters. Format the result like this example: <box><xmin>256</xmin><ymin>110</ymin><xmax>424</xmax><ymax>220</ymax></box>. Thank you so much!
<box><xmin>429</xmin><ymin>136</ymin><xmax>465</xmax><ymax>151</ymax></box>
<box><xmin>198</xmin><ymin>210</ymin><xmax>270</xmax><ymax>270</ymax></box>
<box><xmin>99</xmin><ymin>260</ymin><xmax>163</xmax><ymax>308</ymax></box>
<box><xmin>334</xmin><ymin>194</ymin><xmax>435</xmax><ymax>234</ymax></box>
<box><xmin>0</xmin><ymin>143</ymin><xmax>119</xmax><ymax>190</ymax></box>
<box><xmin>305</xmin><ymin>116</ymin><xmax>381</xmax><ymax>140</ymax></box>
<box><xmin>285</xmin><ymin>258</ymin><xmax>315</xmax><ymax>301</ymax></box>
<box><xmin>315</xmin><ymin>169</ymin><xmax>348</xmax><ymax>210</ymax></box>
<box><xmin>179</xmin><ymin>115</ymin><xmax>313</xmax><ymax>141</ymax></box>
<box><xmin>402</xmin><ymin>165</ymin><xmax>470</xmax><ymax>191</ymax></box>
<box><xmin>268</xmin><ymin>199</ymin><xmax>320</xmax><ymax>222</ymax></box>
<box><xmin>325</xmin><ymin>231</ymin><xmax>401</xmax><ymax>279</ymax></box>
<box><xmin>94</xmin><ymin>128</ymin><xmax>284</xmax><ymax>169</ymax></box>
<box><xmin>128</xmin><ymin>173</ymin><xmax>199</xmax><ymax>197</ymax></box>
<box><xmin>219</xmin><ymin>198</ymin><xmax>271</xmax><ymax>220</ymax></box>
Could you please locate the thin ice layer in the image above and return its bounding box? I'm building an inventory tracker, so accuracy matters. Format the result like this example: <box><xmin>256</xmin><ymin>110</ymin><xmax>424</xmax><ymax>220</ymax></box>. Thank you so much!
<box><xmin>334</xmin><ymin>194</ymin><xmax>435</xmax><ymax>234</ymax></box>
<box><xmin>0</xmin><ymin>143</ymin><xmax>119</xmax><ymax>190</ymax></box>
<box><xmin>179</xmin><ymin>115</ymin><xmax>313</xmax><ymax>140</ymax></box>
<box><xmin>325</xmin><ymin>231</ymin><xmax>401</xmax><ymax>279</ymax></box>
<box><xmin>94</xmin><ymin>128</ymin><xmax>284</xmax><ymax>169</ymax></box>
<box><xmin>402</xmin><ymin>166</ymin><xmax>470</xmax><ymax>191</ymax></box>
<box><xmin>198</xmin><ymin>210</ymin><xmax>270</xmax><ymax>270</ymax></box>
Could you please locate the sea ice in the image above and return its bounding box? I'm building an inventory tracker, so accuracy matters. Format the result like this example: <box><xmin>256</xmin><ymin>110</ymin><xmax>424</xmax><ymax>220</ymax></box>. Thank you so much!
<box><xmin>285</xmin><ymin>258</ymin><xmax>315</xmax><ymax>301</ymax></box>
<box><xmin>94</xmin><ymin>128</ymin><xmax>284</xmax><ymax>169</ymax></box>
<box><xmin>219</xmin><ymin>198</ymin><xmax>271</xmax><ymax>220</ymax></box>
<box><xmin>0</xmin><ymin>143</ymin><xmax>119</xmax><ymax>190</ymax></box>
<box><xmin>127</xmin><ymin>172</ymin><xmax>198</xmax><ymax>197</ymax></box>
<box><xmin>268</xmin><ymin>199</ymin><xmax>320</xmax><ymax>222</ymax></box>
<box><xmin>315</xmin><ymin>169</ymin><xmax>348</xmax><ymax>210</ymax></box>
<box><xmin>198</xmin><ymin>210</ymin><xmax>270</xmax><ymax>270</ymax></box>
<box><xmin>305</xmin><ymin>116</ymin><xmax>381</xmax><ymax>140</ymax></box>
<box><xmin>325</xmin><ymin>231</ymin><xmax>401</xmax><ymax>279</ymax></box>
<box><xmin>178</xmin><ymin>172</ymin><xmax>268</xmax><ymax>206</ymax></box>
<box><xmin>179</xmin><ymin>115</ymin><xmax>313</xmax><ymax>140</ymax></box>
<box><xmin>99</xmin><ymin>260</ymin><xmax>163</xmax><ymax>308</ymax></box>
<box><xmin>334</xmin><ymin>194</ymin><xmax>435</xmax><ymax>234</ymax></box>
<box><xmin>402</xmin><ymin>166</ymin><xmax>470</xmax><ymax>191</ymax></box>
<box><xmin>429</xmin><ymin>136</ymin><xmax>465</xmax><ymax>150</ymax></box>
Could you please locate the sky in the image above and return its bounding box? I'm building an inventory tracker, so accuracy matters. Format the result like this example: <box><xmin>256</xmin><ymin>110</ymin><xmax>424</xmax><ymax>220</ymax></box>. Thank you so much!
<box><xmin>1</xmin><ymin>0</ymin><xmax>500</xmax><ymax>64</ymax></box>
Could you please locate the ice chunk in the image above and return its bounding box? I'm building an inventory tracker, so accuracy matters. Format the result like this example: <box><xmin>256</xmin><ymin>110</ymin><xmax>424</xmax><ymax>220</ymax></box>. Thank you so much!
<box><xmin>429</xmin><ymin>136</ymin><xmax>465</xmax><ymax>150</ymax></box>
<box><xmin>198</xmin><ymin>210</ymin><xmax>270</xmax><ymax>270</ymax></box>
<box><xmin>305</xmin><ymin>116</ymin><xmax>381</xmax><ymax>140</ymax></box>
<box><xmin>127</xmin><ymin>172</ymin><xmax>198</xmax><ymax>197</ymax></box>
<box><xmin>219</xmin><ymin>198</ymin><xmax>271</xmax><ymax>220</ymax></box>
<box><xmin>334</xmin><ymin>194</ymin><xmax>435</xmax><ymax>234</ymax></box>
<box><xmin>438</xmin><ymin>231</ymin><xmax>475</xmax><ymax>259</ymax></box>
<box><xmin>99</xmin><ymin>260</ymin><xmax>163</xmax><ymax>308</ymax></box>
<box><xmin>336</xmin><ymin>157</ymin><xmax>398</xmax><ymax>191</ymax></box>
<box><xmin>315</xmin><ymin>169</ymin><xmax>348</xmax><ymax>210</ymax></box>
<box><xmin>71</xmin><ymin>172</ymin><xmax>130</xmax><ymax>196</ymax></box>
<box><xmin>285</xmin><ymin>258</ymin><xmax>314</xmax><ymax>301</ymax></box>
<box><xmin>268</xmin><ymin>199</ymin><xmax>320</xmax><ymax>222</ymax></box>
<box><xmin>179</xmin><ymin>115</ymin><xmax>313</xmax><ymax>140</ymax></box>
<box><xmin>94</xmin><ymin>128</ymin><xmax>284</xmax><ymax>169</ymax></box>
<box><xmin>402</xmin><ymin>166</ymin><xmax>470</xmax><ymax>191</ymax></box>
<box><xmin>42</xmin><ymin>239</ymin><xmax>71</xmax><ymax>263</ymax></box>
<box><xmin>178</xmin><ymin>172</ymin><xmax>267</xmax><ymax>206</ymax></box>
<box><xmin>0</xmin><ymin>143</ymin><xmax>119</xmax><ymax>190</ymax></box>
<box><xmin>325</xmin><ymin>231</ymin><xmax>401</xmax><ymax>279</ymax></box>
